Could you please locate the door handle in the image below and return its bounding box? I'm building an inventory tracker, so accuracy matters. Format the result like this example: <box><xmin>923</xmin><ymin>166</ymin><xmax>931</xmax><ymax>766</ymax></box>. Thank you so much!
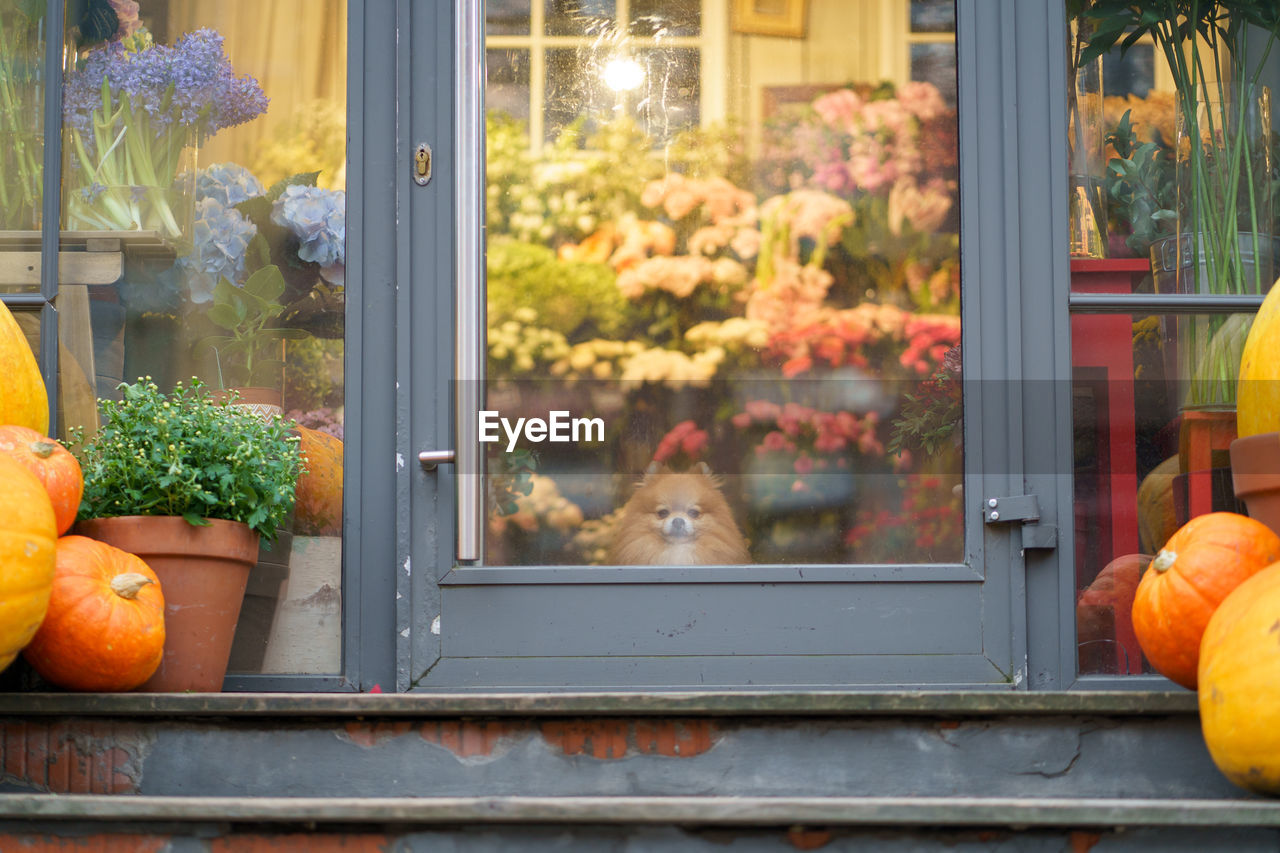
<box><xmin>418</xmin><ymin>450</ymin><xmax>455</xmax><ymax>470</ymax></box>
<box><xmin>451</xmin><ymin>0</ymin><xmax>485</xmax><ymax>562</ymax></box>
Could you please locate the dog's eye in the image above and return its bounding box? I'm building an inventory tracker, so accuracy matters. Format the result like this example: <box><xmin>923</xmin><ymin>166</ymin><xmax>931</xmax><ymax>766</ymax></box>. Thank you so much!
<box><xmin>688</xmin><ymin>508</ymin><xmax>701</xmax><ymax>519</ymax></box>
<box><xmin>656</xmin><ymin>509</ymin><xmax>669</xmax><ymax>519</ymax></box>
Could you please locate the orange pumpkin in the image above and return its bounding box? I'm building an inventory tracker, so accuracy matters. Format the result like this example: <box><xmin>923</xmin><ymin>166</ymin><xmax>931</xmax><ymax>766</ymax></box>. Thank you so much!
<box><xmin>1198</xmin><ymin>561</ymin><xmax>1280</xmax><ymax>794</ymax></box>
<box><xmin>22</xmin><ymin>535</ymin><xmax>165</xmax><ymax>692</ymax></box>
<box><xmin>0</xmin><ymin>300</ymin><xmax>49</xmax><ymax>434</ymax></box>
<box><xmin>0</xmin><ymin>455</ymin><xmax>57</xmax><ymax>672</ymax></box>
<box><xmin>294</xmin><ymin>426</ymin><xmax>343</xmax><ymax>536</ymax></box>
<box><xmin>0</xmin><ymin>425</ymin><xmax>84</xmax><ymax>535</ymax></box>
<box><xmin>1131</xmin><ymin>512</ymin><xmax>1280</xmax><ymax>689</ymax></box>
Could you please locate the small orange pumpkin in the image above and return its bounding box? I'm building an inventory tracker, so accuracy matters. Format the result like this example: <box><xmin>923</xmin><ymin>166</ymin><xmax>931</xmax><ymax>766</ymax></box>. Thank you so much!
<box><xmin>1198</xmin><ymin>561</ymin><xmax>1280</xmax><ymax>794</ymax></box>
<box><xmin>22</xmin><ymin>535</ymin><xmax>165</xmax><ymax>692</ymax></box>
<box><xmin>294</xmin><ymin>426</ymin><xmax>343</xmax><ymax>536</ymax></box>
<box><xmin>0</xmin><ymin>425</ymin><xmax>84</xmax><ymax>535</ymax></box>
<box><xmin>1131</xmin><ymin>511</ymin><xmax>1280</xmax><ymax>689</ymax></box>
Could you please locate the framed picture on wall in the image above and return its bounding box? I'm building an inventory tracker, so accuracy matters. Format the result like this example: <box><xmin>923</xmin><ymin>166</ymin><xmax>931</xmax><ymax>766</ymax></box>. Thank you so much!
<box><xmin>732</xmin><ymin>0</ymin><xmax>807</xmax><ymax>38</ymax></box>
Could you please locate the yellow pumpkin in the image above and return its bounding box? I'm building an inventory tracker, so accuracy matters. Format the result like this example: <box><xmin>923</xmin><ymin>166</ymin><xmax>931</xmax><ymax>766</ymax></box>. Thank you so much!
<box><xmin>1237</xmin><ymin>274</ymin><xmax>1280</xmax><ymax>438</ymax></box>
<box><xmin>0</xmin><ymin>300</ymin><xmax>49</xmax><ymax>434</ymax></box>
<box><xmin>0</xmin><ymin>454</ymin><xmax>58</xmax><ymax>671</ymax></box>
<box><xmin>1199</xmin><ymin>561</ymin><xmax>1280</xmax><ymax>794</ymax></box>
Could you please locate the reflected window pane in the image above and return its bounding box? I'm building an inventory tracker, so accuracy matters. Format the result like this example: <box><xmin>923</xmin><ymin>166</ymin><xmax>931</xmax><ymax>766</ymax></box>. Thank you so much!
<box><xmin>57</xmin><ymin>0</ymin><xmax>348</xmax><ymax>676</ymax></box>
<box><xmin>545</xmin><ymin>0</ymin><xmax>617</xmax><ymax>36</ymax></box>
<box><xmin>911</xmin><ymin>43</ymin><xmax>957</xmax><ymax>108</ymax></box>
<box><xmin>488</xmin><ymin>0</ymin><xmax>532</xmax><ymax>35</ymax></box>
<box><xmin>488</xmin><ymin>49</ymin><xmax>532</xmax><ymax>122</ymax></box>
<box><xmin>630</xmin><ymin>0</ymin><xmax>700</xmax><ymax>37</ymax></box>
<box><xmin>910</xmin><ymin>0</ymin><xmax>955</xmax><ymax>33</ymax></box>
<box><xmin>1103</xmin><ymin>43</ymin><xmax>1155</xmax><ymax>99</ymax></box>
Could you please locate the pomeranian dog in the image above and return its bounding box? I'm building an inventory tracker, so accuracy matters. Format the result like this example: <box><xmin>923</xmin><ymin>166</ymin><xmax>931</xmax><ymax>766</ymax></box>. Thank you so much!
<box><xmin>608</xmin><ymin>462</ymin><xmax>750</xmax><ymax>565</ymax></box>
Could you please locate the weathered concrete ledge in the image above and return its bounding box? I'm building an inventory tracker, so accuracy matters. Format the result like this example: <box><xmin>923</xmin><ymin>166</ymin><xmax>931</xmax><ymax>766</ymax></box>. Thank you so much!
<box><xmin>1</xmin><ymin>794</ymin><xmax>1277</xmax><ymax>827</ymax></box>
<box><xmin>0</xmin><ymin>690</ymin><xmax>1198</xmax><ymax>719</ymax></box>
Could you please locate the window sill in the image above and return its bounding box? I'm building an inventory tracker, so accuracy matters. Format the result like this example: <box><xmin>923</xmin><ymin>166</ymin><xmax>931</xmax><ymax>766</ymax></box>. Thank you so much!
<box><xmin>0</xmin><ymin>689</ymin><xmax>1197</xmax><ymax>718</ymax></box>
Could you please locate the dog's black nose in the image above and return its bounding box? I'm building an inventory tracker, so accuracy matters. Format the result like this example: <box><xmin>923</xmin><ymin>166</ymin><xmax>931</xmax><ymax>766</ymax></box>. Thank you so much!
<box><xmin>669</xmin><ymin>516</ymin><xmax>688</xmax><ymax>535</ymax></box>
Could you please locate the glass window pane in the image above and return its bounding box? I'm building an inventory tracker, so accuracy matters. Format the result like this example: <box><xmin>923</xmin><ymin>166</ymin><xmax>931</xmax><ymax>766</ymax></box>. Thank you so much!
<box><xmin>1068</xmin><ymin>301</ymin><xmax>1256</xmax><ymax>677</ymax></box>
<box><xmin>910</xmin><ymin>0</ymin><xmax>955</xmax><ymax>34</ymax></box>
<box><xmin>1102</xmin><ymin>42</ymin><xmax>1155</xmax><ymax>100</ymax></box>
<box><xmin>486</xmin><ymin>4</ymin><xmax>962</xmax><ymax>566</ymax></box>
<box><xmin>0</xmin><ymin>1</ymin><xmax>46</xmax><ymax>235</ymax></box>
<box><xmin>910</xmin><ymin>42</ymin><xmax>957</xmax><ymax>108</ymax></box>
<box><xmin>488</xmin><ymin>48</ymin><xmax>532</xmax><ymax>122</ymax></box>
<box><xmin>488</xmin><ymin>0</ymin><xmax>532</xmax><ymax>35</ymax></box>
<box><xmin>57</xmin><ymin>1</ymin><xmax>347</xmax><ymax>678</ymax></box>
<box><xmin>545</xmin><ymin>0</ymin><xmax>616</xmax><ymax>37</ymax></box>
<box><xmin>630</xmin><ymin>0</ymin><xmax>700</xmax><ymax>37</ymax></box>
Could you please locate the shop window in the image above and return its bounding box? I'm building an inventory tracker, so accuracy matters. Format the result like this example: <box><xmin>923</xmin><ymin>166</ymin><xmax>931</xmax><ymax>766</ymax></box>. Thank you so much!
<box><xmin>1</xmin><ymin>0</ymin><xmax>347</xmax><ymax>689</ymax></box>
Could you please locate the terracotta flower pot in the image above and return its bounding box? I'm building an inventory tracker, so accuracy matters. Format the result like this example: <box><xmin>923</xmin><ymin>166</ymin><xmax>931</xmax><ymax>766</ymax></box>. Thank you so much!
<box><xmin>1230</xmin><ymin>432</ymin><xmax>1280</xmax><ymax>538</ymax></box>
<box><xmin>74</xmin><ymin>516</ymin><xmax>260</xmax><ymax>692</ymax></box>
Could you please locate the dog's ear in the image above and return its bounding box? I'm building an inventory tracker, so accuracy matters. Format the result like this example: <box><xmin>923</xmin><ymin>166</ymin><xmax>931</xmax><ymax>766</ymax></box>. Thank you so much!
<box><xmin>640</xmin><ymin>460</ymin><xmax>669</xmax><ymax>484</ymax></box>
<box><xmin>691</xmin><ymin>460</ymin><xmax>724</xmax><ymax>487</ymax></box>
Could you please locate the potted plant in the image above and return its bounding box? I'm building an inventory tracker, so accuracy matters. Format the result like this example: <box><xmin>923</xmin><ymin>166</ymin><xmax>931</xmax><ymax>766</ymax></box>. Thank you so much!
<box><xmin>70</xmin><ymin>377</ymin><xmax>303</xmax><ymax>691</ymax></box>
<box><xmin>1083</xmin><ymin>1</ymin><xmax>1280</xmax><ymax>410</ymax></box>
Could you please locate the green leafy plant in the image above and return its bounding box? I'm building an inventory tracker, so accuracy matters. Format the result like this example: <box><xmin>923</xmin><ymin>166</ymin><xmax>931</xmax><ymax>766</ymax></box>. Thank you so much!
<box><xmin>71</xmin><ymin>378</ymin><xmax>304</xmax><ymax>540</ymax></box>
<box><xmin>197</xmin><ymin>265</ymin><xmax>310</xmax><ymax>389</ymax></box>
<box><xmin>1105</xmin><ymin>108</ymin><xmax>1178</xmax><ymax>255</ymax></box>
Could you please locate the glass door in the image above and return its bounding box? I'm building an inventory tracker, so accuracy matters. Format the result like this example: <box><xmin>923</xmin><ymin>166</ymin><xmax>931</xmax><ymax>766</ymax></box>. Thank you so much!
<box><xmin>404</xmin><ymin>0</ymin><xmax>1068</xmax><ymax>690</ymax></box>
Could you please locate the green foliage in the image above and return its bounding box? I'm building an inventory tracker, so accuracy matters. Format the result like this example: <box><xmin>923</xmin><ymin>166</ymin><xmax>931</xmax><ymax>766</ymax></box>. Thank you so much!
<box><xmin>71</xmin><ymin>378</ymin><xmax>304</xmax><ymax>541</ymax></box>
<box><xmin>488</xmin><ymin>447</ymin><xmax>537</xmax><ymax>517</ymax></box>
<box><xmin>196</xmin><ymin>265</ymin><xmax>310</xmax><ymax>388</ymax></box>
<box><xmin>487</xmin><ymin>238</ymin><xmax>625</xmax><ymax>340</ymax></box>
<box><xmin>1105</xmin><ymin>109</ymin><xmax>1177</xmax><ymax>255</ymax></box>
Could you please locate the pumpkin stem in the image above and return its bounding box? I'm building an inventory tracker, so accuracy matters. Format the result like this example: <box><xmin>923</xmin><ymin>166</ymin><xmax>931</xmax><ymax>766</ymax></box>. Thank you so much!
<box><xmin>30</xmin><ymin>440</ymin><xmax>57</xmax><ymax>459</ymax></box>
<box><xmin>1153</xmin><ymin>549</ymin><xmax>1177</xmax><ymax>573</ymax></box>
<box><xmin>111</xmin><ymin>572</ymin><xmax>155</xmax><ymax>599</ymax></box>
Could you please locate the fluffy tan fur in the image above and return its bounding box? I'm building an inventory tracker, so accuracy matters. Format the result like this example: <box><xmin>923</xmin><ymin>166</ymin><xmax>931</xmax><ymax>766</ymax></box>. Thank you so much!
<box><xmin>608</xmin><ymin>463</ymin><xmax>750</xmax><ymax>565</ymax></box>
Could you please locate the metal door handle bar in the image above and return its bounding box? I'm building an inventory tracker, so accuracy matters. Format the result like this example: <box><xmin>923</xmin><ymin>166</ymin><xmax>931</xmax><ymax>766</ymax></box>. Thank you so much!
<box><xmin>419</xmin><ymin>450</ymin><xmax>456</xmax><ymax>471</ymax></box>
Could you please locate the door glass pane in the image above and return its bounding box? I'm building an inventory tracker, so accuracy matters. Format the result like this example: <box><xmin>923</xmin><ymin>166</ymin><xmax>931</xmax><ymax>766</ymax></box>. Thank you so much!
<box><xmin>56</xmin><ymin>1</ymin><xmax>347</xmax><ymax>677</ymax></box>
<box><xmin>485</xmin><ymin>2</ymin><xmax>962</xmax><ymax>566</ymax></box>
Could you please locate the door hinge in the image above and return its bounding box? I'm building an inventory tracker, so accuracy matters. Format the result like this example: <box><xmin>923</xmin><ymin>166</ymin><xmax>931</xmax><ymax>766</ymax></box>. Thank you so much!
<box><xmin>983</xmin><ymin>494</ymin><xmax>1057</xmax><ymax>550</ymax></box>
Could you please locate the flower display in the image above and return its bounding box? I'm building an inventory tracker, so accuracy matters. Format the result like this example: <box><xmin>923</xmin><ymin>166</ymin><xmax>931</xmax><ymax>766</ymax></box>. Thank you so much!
<box><xmin>63</xmin><ymin>28</ymin><xmax>269</xmax><ymax>239</ymax></box>
<box><xmin>483</xmin><ymin>80</ymin><xmax>963</xmax><ymax>565</ymax></box>
<box><xmin>271</xmin><ymin>184</ymin><xmax>346</xmax><ymax>285</ymax></box>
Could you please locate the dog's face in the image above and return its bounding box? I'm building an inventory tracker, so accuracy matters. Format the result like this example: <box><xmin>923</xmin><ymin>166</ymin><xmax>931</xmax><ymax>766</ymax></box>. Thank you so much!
<box><xmin>627</xmin><ymin>470</ymin><xmax>717</xmax><ymax>545</ymax></box>
<box><xmin>608</xmin><ymin>461</ymin><xmax>750</xmax><ymax>565</ymax></box>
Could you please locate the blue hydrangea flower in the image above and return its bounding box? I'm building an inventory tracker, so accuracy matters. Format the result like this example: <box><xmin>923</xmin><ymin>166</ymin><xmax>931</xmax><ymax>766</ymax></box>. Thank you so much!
<box><xmin>196</xmin><ymin>163</ymin><xmax>265</xmax><ymax>207</ymax></box>
<box><xmin>179</xmin><ymin>197</ymin><xmax>259</xmax><ymax>303</ymax></box>
<box><xmin>271</xmin><ymin>185</ymin><xmax>346</xmax><ymax>284</ymax></box>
